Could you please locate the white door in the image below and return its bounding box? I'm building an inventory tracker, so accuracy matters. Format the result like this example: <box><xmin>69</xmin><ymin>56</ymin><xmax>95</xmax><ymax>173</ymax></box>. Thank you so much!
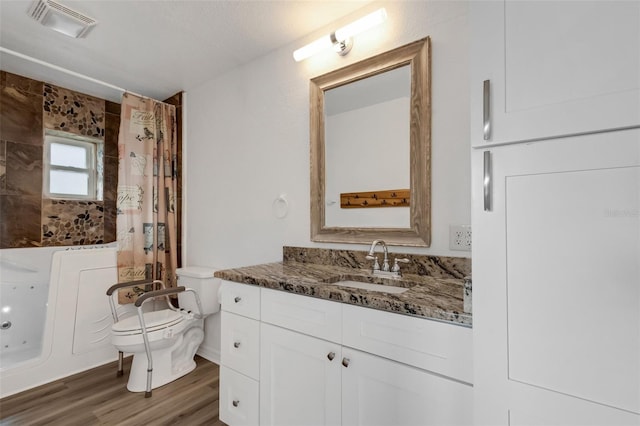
<box><xmin>260</xmin><ymin>323</ymin><xmax>341</xmax><ymax>426</ymax></box>
<box><xmin>472</xmin><ymin>129</ymin><xmax>640</xmax><ymax>425</ymax></box>
<box><xmin>341</xmin><ymin>347</ymin><xmax>473</xmax><ymax>426</ymax></box>
<box><xmin>470</xmin><ymin>0</ymin><xmax>640</xmax><ymax>146</ymax></box>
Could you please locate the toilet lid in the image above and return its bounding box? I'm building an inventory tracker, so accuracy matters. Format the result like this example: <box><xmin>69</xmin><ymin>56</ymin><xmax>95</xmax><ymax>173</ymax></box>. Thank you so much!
<box><xmin>112</xmin><ymin>309</ymin><xmax>184</xmax><ymax>333</ymax></box>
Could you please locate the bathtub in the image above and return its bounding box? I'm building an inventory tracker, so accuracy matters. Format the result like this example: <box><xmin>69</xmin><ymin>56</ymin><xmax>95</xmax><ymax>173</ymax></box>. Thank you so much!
<box><xmin>0</xmin><ymin>244</ymin><xmax>134</xmax><ymax>398</ymax></box>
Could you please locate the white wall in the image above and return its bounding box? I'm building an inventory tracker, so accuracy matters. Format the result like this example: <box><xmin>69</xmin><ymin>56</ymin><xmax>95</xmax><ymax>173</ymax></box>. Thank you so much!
<box><xmin>185</xmin><ymin>0</ymin><xmax>470</xmax><ymax>361</ymax></box>
<box><xmin>325</xmin><ymin>96</ymin><xmax>410</xmax><ymax>228</ymax></box>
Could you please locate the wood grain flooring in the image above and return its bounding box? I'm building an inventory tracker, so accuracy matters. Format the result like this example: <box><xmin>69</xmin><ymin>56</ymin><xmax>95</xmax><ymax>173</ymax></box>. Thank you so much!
<box><xmin>0</xmin><ymin>355</ymin><xmax>225</xmax><ymax>426</ymax></box>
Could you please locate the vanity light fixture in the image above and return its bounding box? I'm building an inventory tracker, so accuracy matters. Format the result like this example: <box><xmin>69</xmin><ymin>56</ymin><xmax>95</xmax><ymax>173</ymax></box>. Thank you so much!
<box><xmin>293</xmin><ymin>8</ymin><xmax>387</xmax><ymax>62</ymax></box>
<box><xmin>28</xmin><ymin>0</ymin><xmax>97</xmax><ymax>38</ymax></box>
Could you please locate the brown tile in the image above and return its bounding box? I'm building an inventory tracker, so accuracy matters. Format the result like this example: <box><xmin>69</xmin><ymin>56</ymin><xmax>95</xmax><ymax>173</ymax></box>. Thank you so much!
<box><xmin>176</xmin><ymin>195</ymin><xmax>182</xmax><ymax>268</ymax></box>
<box><xmin>0</xmin><ymin>140</ymin><xmax>5</xmax><ymax>194</ymax></box>
<box><xmin>1</xmin><ymin>71</ymin><xmax>43</xmax><ymax>96</ymax></box>
<box><xmin>0</xmin><ymin>85</ymin><xmax>43</xmax><ymax>145</ymax></box>
<box><xmin>103</xmin><ymin>198</ymin><xmax>117</xmax><ymax>243</ymax></box>
<box><xmin>103</xmin><ymin>155</ymin><xmax>118</xmax><ymax>203</ymax></box>
<box><xmin>163</xmin><ymin>92</ymin><xmax>182</xmax><ymax>106</ymax></box>
<box><xmin>171</xmin><ymin>97</ymin><xmax>183</xmax><ymax>269</ymax></box>
<box><xmin>0</xmin><ymin>194</ymin><xmax>42</xmax><ymax>248</ymax></box>
<box><xmin>5</xmin><ymin>142</ymin><xmax>42</xmax><ymax>196</ymax></box>
<box><xmin>41</xmin><ymin>199</ymin><xmax>104</xmax><ymax>246</ymax></box>
<box><xmin>105</xmin><ymin>100</ymin><xmax>121</xmax><ymax>115</ymax></box>
<box><xmin>104</xmin><ymin>113</ymin><xmax>120</xmax><ymax>157</ymax></box>
<box><xmin>43</xmin><ymin>84</ymin><xmax>105</xmax><ymax>139</ymax></box>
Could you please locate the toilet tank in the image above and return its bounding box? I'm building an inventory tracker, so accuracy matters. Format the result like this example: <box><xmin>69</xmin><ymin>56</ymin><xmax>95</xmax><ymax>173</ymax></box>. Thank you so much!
<box><xmin>176</xmin><ymin>266</ymin><xmax>221</xmax><ymax>315</ymax></box>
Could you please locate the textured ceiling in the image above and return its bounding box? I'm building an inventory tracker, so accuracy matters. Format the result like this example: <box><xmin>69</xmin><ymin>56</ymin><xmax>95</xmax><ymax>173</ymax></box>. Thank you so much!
<box><xmin>0</xmin><ymin>0</ymin><xmax>373</xmax><ymax>102</ymax></box>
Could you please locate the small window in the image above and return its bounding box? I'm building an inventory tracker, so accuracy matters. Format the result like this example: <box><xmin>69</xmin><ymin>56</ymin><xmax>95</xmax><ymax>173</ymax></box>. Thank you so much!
<box><xmin>44</xmin><ymin>134</ymin><xmax>102</xmax><ymax>200</ymax></box>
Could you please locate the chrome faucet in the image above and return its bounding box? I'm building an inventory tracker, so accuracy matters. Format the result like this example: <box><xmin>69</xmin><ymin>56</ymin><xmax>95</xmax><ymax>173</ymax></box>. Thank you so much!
<box><xmin>366</xmin><ymin>239</ymin><xmax>389</xmax><ymax>272</ymax></box>
<box><xmin>366</xmin><ymin>240</ymin><xmax>411</xmax><ymax>278</ymax></box>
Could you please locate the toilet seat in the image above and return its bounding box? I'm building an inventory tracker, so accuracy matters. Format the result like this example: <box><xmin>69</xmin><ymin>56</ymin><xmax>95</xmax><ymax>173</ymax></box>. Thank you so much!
<box><xmin>112</xmin><ymin>310</ymin><xmax>185</xmax><ymax>336</ymax></box>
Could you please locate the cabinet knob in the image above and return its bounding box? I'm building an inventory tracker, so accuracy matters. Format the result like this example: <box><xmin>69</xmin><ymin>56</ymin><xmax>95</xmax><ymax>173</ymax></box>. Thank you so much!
<box><xmin>232</xmin><ymin>400</ymin><xmax>240</xmax><ymax>407</ymax></box>
<box><xmin>233</xmin><ymin>341</ymin><xmax>241</xmax><ymax>348</ymax></box>
<box><xmin>234</xmin><ymin>296</ymin><xmax>241</xmax><ymax>303</ymax></box>
<box><xmin>342</xmin><ymin>357</ymin><xmax>350</xmax><ymax>368</ymax></box>
<box><xmin>327</xmin><ymin>352</ymin><xmax>336</xmax><ymax>361</ymax></box>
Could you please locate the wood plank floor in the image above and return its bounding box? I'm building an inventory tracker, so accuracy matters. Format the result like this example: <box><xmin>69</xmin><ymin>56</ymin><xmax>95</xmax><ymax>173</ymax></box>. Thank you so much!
<box><xmin>0</xmin><ymin>355</ymin><xmax>226</xmax><ymax>426</ymax></box>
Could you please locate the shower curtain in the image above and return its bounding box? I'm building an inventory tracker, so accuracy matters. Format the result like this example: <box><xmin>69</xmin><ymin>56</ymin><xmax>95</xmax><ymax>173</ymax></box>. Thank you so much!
<box><xmin>116</xmin><ymin>93</ymin><xmax>178</xmax><ymax>303</ymax></box>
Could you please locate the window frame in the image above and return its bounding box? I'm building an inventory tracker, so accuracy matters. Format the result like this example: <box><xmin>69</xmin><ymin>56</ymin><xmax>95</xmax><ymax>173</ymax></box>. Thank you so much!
<box><xmin>43</xmin><ymin>133</ymin><xmax>102</xmax><ymax>201</ymax></box>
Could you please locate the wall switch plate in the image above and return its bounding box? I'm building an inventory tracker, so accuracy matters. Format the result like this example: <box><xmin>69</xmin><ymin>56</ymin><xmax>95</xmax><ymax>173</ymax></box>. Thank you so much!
<box><xmin>450</xmin><ymin>225</ymin><xmax>472</xmax><ymax>251</ymax></box>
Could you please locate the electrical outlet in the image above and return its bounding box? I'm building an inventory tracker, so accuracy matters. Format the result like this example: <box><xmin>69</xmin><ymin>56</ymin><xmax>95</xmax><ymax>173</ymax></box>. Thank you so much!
<box><xmin>450</xmin><ymin>225</ymin><xmax>472</xmax><ymax>251</ymax></box>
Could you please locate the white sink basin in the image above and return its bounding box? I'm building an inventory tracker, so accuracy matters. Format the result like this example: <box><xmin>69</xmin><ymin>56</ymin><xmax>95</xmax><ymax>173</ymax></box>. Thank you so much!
<box><xmin>334</xmin><ymin>280</ymin><xmax>410</xmax><ymax>294</ymax></box>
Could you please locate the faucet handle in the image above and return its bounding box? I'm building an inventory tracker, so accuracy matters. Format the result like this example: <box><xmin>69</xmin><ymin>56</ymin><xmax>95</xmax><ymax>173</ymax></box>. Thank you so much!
<box><xmin>391</xmin><ymin>257</ymin><xmax>411</xmax><ymax>273</ymax></box>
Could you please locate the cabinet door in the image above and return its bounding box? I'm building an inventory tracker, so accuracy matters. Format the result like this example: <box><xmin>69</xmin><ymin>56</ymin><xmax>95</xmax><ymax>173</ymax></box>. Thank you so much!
<box><xmin>472</xmin><ymin>130</ymin><xmax>640</xmax><ymax>425</ymax></box>
<box><xmin>341</xmin><ymin>347</ymin><xmax>472</xmax><ymax>426</ymax></box>
<box><xmin>220</xmin><ymin>366</ymin><xmax>260</xmax><ymax>426</ymax></box>
<box><xmin>470</xmin><ymin>1</ymin><xmax>640</xmax><ymax>146</ymax></box>
<box><xmin>221</xmin><ymin>311</ymin><xmax>260</xmax><ymax>380</ymax></box>
<box><xmin>260</xmin><ymin>323</ymin><xmax>341</xmax><ymax>426</ymax></box>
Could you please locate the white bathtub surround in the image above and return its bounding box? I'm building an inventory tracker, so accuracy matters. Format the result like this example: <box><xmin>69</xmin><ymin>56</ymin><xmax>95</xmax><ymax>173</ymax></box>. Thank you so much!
<box><xmin>1</xmin><ymin>245</ymin><xmax>77</xmax><ymax>373</ymax></box>
<box><xmin>0</xmin><ymin>246</ymin><xmax>123</xmax><ymax>398</ymax></box>
<box><xmin>0</xmin><ymin>251</ymin><xmax>49</xmax><ymax>370</ymax></box>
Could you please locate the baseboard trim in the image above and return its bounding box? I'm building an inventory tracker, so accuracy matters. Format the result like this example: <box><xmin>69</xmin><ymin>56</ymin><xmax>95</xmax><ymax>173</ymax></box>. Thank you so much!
<box><xmin>197</xmin><ymin>346</ymin><xmax>220</xmax><ymax>365</ymax></box>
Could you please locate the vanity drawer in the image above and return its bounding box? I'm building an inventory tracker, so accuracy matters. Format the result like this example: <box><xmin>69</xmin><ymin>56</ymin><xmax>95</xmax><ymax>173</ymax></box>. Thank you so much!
<box><xmin>342</xmin><ymin>304</ymin><xmax>473</xmax><ymax>383</ymax></box>
<box><xmin>221</xmin><ymin>311</ymin><xmax>260</xmax><ymax>380</ymax></box>
<box><xmin>261</xmin><ymin>287</ymin><xmax>342</xmax><ymax>344</ymax></box>
<box><xmin>221</xmin><ymin>280</ymin><xmax>260</xmax><ymax>320</ymax></box>
<box><xmin>220</xmin><ymin>366</ymin><xmax>259</xmax><ymax>426</ymax></box>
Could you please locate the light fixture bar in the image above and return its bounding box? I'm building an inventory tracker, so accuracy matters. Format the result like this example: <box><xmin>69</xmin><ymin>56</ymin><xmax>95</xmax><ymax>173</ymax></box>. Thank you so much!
<box><xmin>293</xmin><ymin>35</ymin><xmax>333</xmax><ymax>62</ymax></box>
<box><xmin>293</xmin><ymin>8</ymin><xmax>387</xmax><ymax>62</ymax></box>
<box><xmin>334</xmin><ymin>8</ymin><xmax>387</xmax><ymax>42</ymax></box>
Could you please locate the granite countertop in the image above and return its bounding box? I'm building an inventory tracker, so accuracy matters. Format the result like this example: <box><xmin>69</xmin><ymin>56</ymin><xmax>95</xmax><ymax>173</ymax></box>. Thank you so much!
<box><xmin>215</xmin><ymin>259</ymin><xmax>472</xmax><ymax>327</ymax></box>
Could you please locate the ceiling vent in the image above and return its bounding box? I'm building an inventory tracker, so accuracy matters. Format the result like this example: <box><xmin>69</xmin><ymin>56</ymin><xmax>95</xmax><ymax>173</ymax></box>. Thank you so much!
<box><xmin>28</xmin><ymin>0</ymin><xmax>97</xmax><ymax>38</ymax></box>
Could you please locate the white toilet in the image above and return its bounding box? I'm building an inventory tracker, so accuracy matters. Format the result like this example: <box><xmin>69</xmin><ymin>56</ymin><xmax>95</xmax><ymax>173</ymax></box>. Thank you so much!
<box><xmin>110</xmin><ymin>266</ymin><xmax>221</xmax><ymax>393</ymax></box>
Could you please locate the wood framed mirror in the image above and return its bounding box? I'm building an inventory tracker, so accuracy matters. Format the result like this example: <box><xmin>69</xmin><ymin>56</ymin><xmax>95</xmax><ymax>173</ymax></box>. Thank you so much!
<box><xmin>310</xmin><ymin>37</ymin><xmax>431</xmax><ymax>246</ymax></box>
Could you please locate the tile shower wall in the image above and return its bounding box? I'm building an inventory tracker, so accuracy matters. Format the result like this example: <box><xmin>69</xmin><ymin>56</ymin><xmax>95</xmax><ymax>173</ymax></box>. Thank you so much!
<box><xmin>43</xmin><ymin>83</ymin><xmax>105</xmax><ymax>138</ymax></box>
<box><xmin>41</xmin><ymin>200</ymin><xmax>105</xmax><ymax>245</ymax></box>
<box><xmin>164</xmin><ymin>92</ymin><xmax>183</xmax><ymax>267</ymax></box>
<box><xmin>0</xmin><ymin>71</ymin><xmax>119</xmax><ymax>248</ymax></box>
<box><xmin>104</xmin><ymin>100</ymin><xmax>120</xmax><ymax>243</ymax></box>
<box><xmin>0</xmin><ymin>71</ymin><xmax>45</xmax><ymax>247</ymax></box>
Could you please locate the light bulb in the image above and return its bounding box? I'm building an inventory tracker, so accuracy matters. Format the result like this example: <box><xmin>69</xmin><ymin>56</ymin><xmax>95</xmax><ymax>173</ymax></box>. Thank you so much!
<box><xmin>293</xmin><ymin>35</ymin><xmax>333</xmax><ymax>62</ymax></box>
<box><xmin>292</xmin><ymin>8</ymin><xmax>387</xmax><ymax>62</ymax></box>
<box><xmin>334</xmin><ymin>8</ymin><xmax>387</xmax><ymax>42</ymax></box>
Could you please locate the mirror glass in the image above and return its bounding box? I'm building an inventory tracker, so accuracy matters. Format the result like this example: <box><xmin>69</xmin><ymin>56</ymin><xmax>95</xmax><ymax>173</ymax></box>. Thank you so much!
<box><xmin>324</xmin><ymin>65</ymin><xmax>411</xmax><ymax>228</ymax></box>
<box><xmin>310</xmin><ymin>37</ymin><xmax>431</xmax><ymax>246</ymax></box>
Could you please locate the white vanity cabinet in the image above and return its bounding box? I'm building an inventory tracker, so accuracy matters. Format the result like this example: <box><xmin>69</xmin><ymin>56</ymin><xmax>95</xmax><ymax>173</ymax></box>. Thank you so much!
<box><xmin>470</xmin><ymin>0</ymin><xmax>640</xmax><ymax>146</ymax></box>
<box><xmin>220</xmin><ymin>280</ymin><xmax>473</xmax><ymax>426</ymax></box>
<box><xmin>472</xmin><ymin>131</ymin><xmax>640</xmax><ymax>425</ymax></box>
<box><xmin>220</xmin><ymin>282</ymin><xmax>261</xmax><ymax>426</ymax></box>
<box><xmin>341</xmin><ymin>347</ymin><xmax>472</xmax><ymax>426</ymax></box>
<box><xmin>259</xmin><ymin>286</ymin><xmax>342</xmax><ymax>426</ymax></box>
<box><xmin>341</xmin><ymin>304</ymin><xmax>472</xmax><ymax>426</ymax></box>
<box><xmin>260</xmin><ymin>323</ymin><xmax>342</xmax><ymax>426</ymax></box>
